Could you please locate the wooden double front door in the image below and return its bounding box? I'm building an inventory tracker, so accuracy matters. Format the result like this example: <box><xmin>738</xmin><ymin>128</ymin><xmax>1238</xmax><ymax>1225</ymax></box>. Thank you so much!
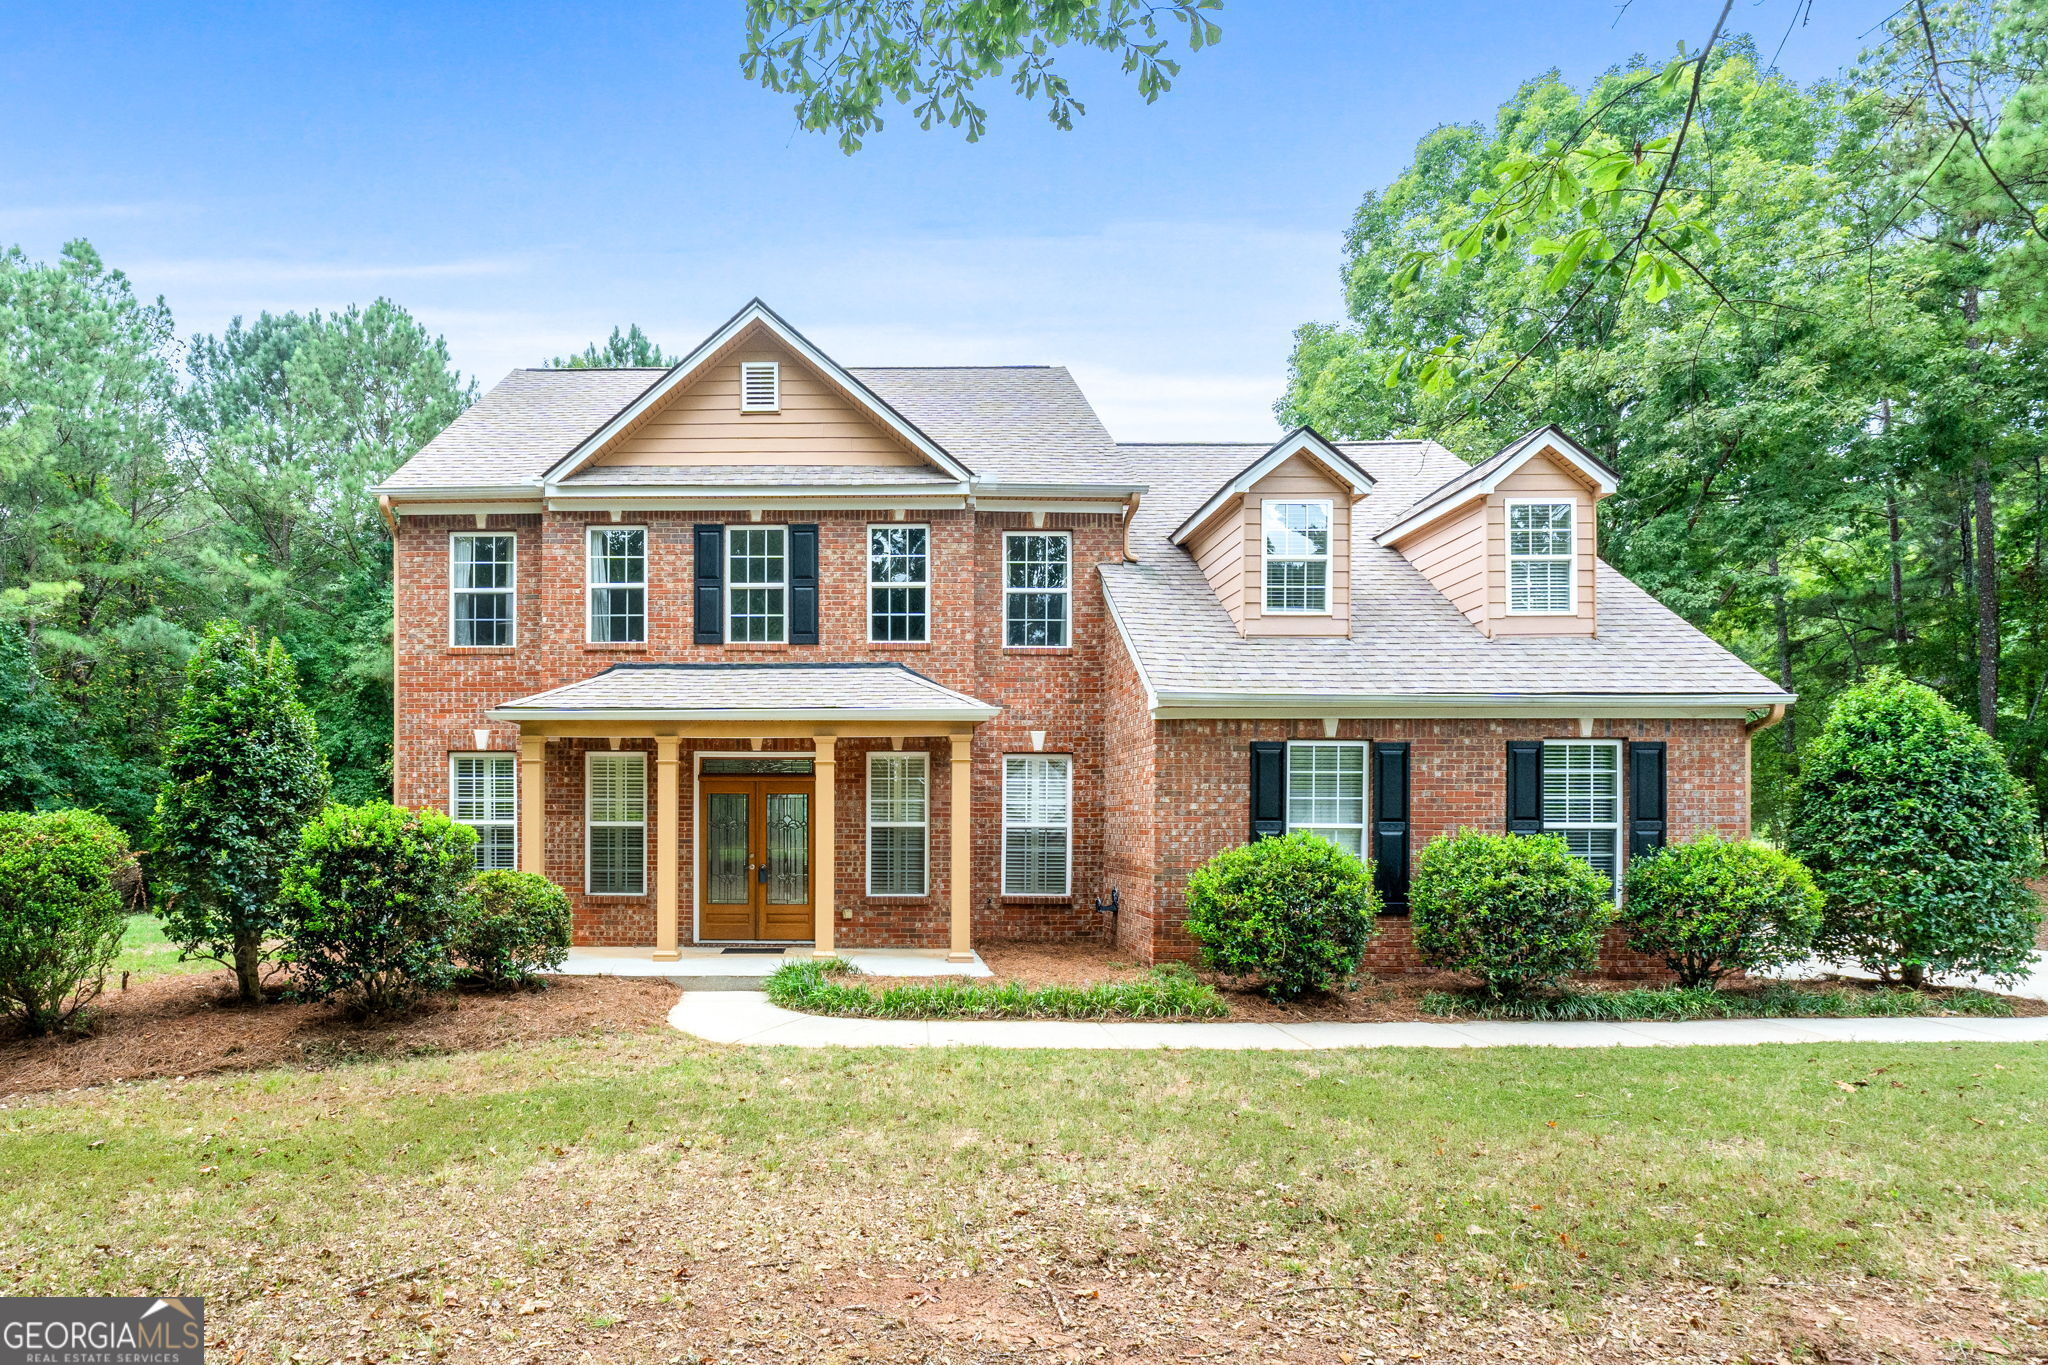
<box><xmin>698</xmin><ymin>775</ymin><xmax>814</xmax><ymax>942</ymax></box>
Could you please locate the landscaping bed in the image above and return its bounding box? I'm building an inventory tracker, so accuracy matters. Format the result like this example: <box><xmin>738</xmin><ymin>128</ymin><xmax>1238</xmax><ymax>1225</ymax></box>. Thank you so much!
<box><xmin>0</xmin><ymin>969</ymin><xmax>675</xmax><ymax>1096</ymax></box>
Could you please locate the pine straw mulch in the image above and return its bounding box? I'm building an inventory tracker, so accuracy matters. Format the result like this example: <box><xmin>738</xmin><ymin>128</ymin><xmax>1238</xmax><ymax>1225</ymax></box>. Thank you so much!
<box><xmin>0</xmin><ymin>969</ymin><xmax>676</xmax><ymax>1097</ymax></box>
<box><xmin>965</xmin><ymin>942</ymin><xmax>2048</xmax><ymax>1022</ymax></box>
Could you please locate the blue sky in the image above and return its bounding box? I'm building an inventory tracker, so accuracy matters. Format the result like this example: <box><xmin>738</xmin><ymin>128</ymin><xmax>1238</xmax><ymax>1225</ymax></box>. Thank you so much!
<box><xmin>4</xmin><ymin>1</ymin><xmax>1894</xmax><ymax>438</ymax></box>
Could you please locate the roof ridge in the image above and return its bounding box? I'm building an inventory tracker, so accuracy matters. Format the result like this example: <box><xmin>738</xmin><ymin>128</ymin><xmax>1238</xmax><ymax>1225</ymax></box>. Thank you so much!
<box><xmin>849</xmin><ymin>364</ymin><xmax>1055</xmax><ymax>371</ymax></box>
<box><xmin>517</xmin><ymin>366</ymin><xmax>671</xmax><ymax>372</ymax></box>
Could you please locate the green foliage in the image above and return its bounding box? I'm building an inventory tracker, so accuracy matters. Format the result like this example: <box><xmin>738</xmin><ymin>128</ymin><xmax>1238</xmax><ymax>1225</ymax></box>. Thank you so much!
<box><xmin>0</xmin><ymin>809</ymin><xmax>131</xmax><ymax>1035</ymax></box>
<box><xmin>1411</xmin><ymin>830</ymin><xmax>1615</xmax><ymax>994</ymax></box>
<box><xmin>1621</xmin><ymin>834</ymin><xmax>1824</xmax><ymax>986</ymax></box>
<box><xmin>766</xmin><ymin>958</ymin><xmax>1227</xmax><ymax>1020</ymax></box>
<box><xmin>1182</xmin><ymin>832</ymin><xmax>1380</xmax><ymax>1000</ymax></box>
<box><xmin>1788</xmin><ymin>669</ymin><xmax>2044</xmax><ymax>986</ymax></box>
<box><xmin>1419</xmin><ymin>980</ymin><xmax>2016</xmax><ymax>1021</ymax></box>
<box><xmin>741</xmin><ymin>0</ymin><xmax>1222</xmax><ymax>152</ymax></box>
<box><xmin>455</xmin><ymin>871</ymin><xmax>571</xmax><ymax>989</ymax></box>
<box><xmin>278</xmin><ymin>801</ymin><xmax>476</xmax><ymax>1017</ymax></box>
<box><xmin>546</xmin><ymin>324</ymin><xmax>671</xmax><ymax>369</ymax></box>
<box><xmin>149</xmin><ymin>621</ymin><xmax>330</xmax><ymax>1003</ymax></box>
<box><xmin>0</xmin><ymin>621</ymin><xmax>77</xmax><ymax>811</ymax></box>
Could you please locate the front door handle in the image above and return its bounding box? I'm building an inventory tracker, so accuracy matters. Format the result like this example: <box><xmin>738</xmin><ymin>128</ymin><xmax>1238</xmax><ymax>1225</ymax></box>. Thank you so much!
<box><xmin>756</xmin><ymin>863</ymin><xmax>769</xmax><ymax>884</ymax></box>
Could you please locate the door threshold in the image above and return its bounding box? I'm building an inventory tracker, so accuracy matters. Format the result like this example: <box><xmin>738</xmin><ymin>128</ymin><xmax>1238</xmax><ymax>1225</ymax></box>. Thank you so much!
<box><xmin>720</xmin><ymin>946</ymin><xmax>788</xmax><ymax>955</ymax></box>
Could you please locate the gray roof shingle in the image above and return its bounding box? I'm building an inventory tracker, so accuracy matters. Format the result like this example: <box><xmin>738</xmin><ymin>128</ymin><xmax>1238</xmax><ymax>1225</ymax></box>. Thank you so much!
<box><xmin>488</xmin><ymin>662</ymin><xmax>1001</xmax><ymax>720</ymax></box>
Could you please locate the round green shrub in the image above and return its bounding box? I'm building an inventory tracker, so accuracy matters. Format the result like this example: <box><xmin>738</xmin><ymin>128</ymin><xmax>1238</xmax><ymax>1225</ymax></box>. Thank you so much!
<box><xmin>279</xmin><ymin>801</ymin><xmax>476</xmax><ymax>1016</ymax></box>
<box><xmin>0</xmin><ymin>809</ymin><xmax>132</xmax><ymax>1035</ymax></box>
<box><xmin>1621</xmin><ymin>834</ymin><xmax>1823</xmax><ymax>987</ymax></box>
<box><xmin>1787</xmin><ymin>669</ymin><xmax>2044</xmax><ymax>988</ymax></box>
<box><xmin>1411</xmin><ymin>830</ymin><xmax>1614</xmax><ymax>994</ymax></box>
<box><xmin>457</xmin><ymin>871</ymin><xmax>571</xmax><ymax>989</ymax></box>
<box><xmin>1183</xmin><ymin>832</ymin><xmax>1380</xmax><ymax>1000</ymax></box>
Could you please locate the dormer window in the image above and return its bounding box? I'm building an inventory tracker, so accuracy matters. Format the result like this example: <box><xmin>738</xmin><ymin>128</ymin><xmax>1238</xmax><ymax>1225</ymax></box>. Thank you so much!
<box><xmin>1262</xmin><ymin>500</ymin><xmax>1331</xmax><ymax>614</ymax></box>
<box><xmin>1507</xmin><ymin>500</ymin><xmax>1575</xmax><ymax>613</ymax></box>
<box><xmin>739</xmin><ymin>361</ymin><xmax>780</xmax><ymax>412</ymax></box>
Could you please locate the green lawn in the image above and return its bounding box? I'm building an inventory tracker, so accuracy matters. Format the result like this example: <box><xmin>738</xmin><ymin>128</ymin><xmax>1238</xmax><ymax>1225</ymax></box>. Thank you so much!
<box><xmin>0</xmin><ymin>1030</ymin><xmax>2042</xmax><ymax>1360</ymax></box>
<box><xmin>108</xmin><ymin>913</ymin><xmax>220</xmax><ymax>981</ymax></box>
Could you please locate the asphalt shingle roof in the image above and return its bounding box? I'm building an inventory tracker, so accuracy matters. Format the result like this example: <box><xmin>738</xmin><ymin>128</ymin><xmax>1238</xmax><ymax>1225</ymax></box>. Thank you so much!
<box><xmin>488</xmin><ymin>663</ymin><xmax>1001</xmax><ymax>720</ymax></box>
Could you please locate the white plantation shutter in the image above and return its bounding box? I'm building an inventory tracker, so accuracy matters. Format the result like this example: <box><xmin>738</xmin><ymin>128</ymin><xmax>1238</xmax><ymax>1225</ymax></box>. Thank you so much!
<box><xmin>1508</xmin><ymin>502</ymin><xmax>1575</xmax><ymax>613</ymax></box>
<box><xmin>867</xmin><ymin>752</ymin><xmax>929</xmax><ymax>896</ymax></box>
<box><xmin>739</xmin><ymin>361</ymin><xmax>780</xmax><ymax>411</ymax></box>
<box><xmin>586</xmin><ymin>752</ymin><xmax>647</xmax><ymax>895</ymax></box>
<box><xmin>451</xmin><ymin>755</ymin><xmax>517</xmax><ymax>870</ymax></box>
<box><xmin>1541</xmin><ymin>741</ymin><xmax>1621</xmax><ymax>887</ymax></box>
<box><xmin>1002</xmin><ymin>755</ymin><xmax>1071</xmax><ymax>896</ymax></box>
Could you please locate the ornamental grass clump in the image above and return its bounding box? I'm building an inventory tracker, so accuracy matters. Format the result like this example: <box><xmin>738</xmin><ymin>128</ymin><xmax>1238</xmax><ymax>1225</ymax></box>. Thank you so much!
<box><xmin>1411</xmin><ymin>829</ymin><xmax>1613</xmax><ymax>995</ymax></box>
<box><xmin>0</xmin><ymin>809</ymin><xmax>132</xmax><ymax>1035</ymax></box>
<box><xmin>1182</xmin><ymin>832</ymin><xmax>1379</xmax><ymax>1000</ymax></box>
<box><xmin>455</xmin><ymin>870</ymin><xmax>572</xmax><ymax>989</ymax></box>
<box><xmin>1788</xmin><ymin>669</ymin><xmax>2044</xmax><ymax>988</ymax></box>
<box><xmin>1621</xmin><ymin>834</ymin><xmax>1823</xmax><ymax>987</ymax></box>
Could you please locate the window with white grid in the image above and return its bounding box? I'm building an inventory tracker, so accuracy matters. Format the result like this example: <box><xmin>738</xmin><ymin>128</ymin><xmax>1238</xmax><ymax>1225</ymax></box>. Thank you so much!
<box><xmin>868</xmin><ymin>525</ymin><xmax>929</xmax><ymax>642</ymax></box>
<box><xmin>587</xmin><ymin>527</ymin><xmax>646</xmax><ymax>642</ymax></box>
<box><xmin>739</xmin><ymin>361</ymin><xmax>780</xmax><ymax>412</ymax></box>
<box><xmin>1541</xmin><ymin>740</ymin><xmax>1620</xmax><ymax>886</ymax></box>
<box><xmin>585</xmin><ymin>751</ymin><xmax>647</xmax><ymax>896</ymax></box>
<box><xmin>1002</xmin><ymin>754</ymin><xmax>1071</xmax><ymax>895</ymax></box>
<box><xmin>1003</xmin><ymin>532</ymin><xmax>1069</xmax><ymax>647</ymax></box>
<box><xmin>1508</xmin><ymin>500</ymin><xmax>1575</xmax><ymax>613</ymax></box>
<box><xmin>450</xmin><ymin>533</ymin><xmax>515</xmax><ymax>646</ymax></box>
<box><xmin>1263</xmin><ymin>501</ymin><xmax>1331</xmax><ymax>614</ymax></box>
<box><xmin>727</xmin><ymin>526</ymin><xmax>788</xmax><ymax>642</ymax></box>
<box><xmin>1285</xmin><ymin>742</ymin><xmax>1366</xmax><ymax>856</ymax></box>
<box><xmin>867</xmin><ymin>751</ymin><xmax>929</xmax><ymax>896</ymax></box>
<box><xmin>450</xmin><ymin>754</ymin><xmax>517</xmax><ymax>870</ymax></box>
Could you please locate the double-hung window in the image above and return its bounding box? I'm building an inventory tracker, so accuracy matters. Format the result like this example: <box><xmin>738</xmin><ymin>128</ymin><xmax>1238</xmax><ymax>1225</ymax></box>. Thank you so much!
<box><xmin>1541</xmin><ymin>740</ymin><xmax>1621</xmax><ymax>886</ymax></box>
<box><xmin>450</xmin><ymin>754</ymin><xmax>517</xmax><ymax>869</ymax></box>
<box><xmin>1003</xmin><ymin>532</ymin><xmax>1069</xmax><ymax>647</ymax></box>
<box><xmin>586</xmin><ymin>751</ymin><xmax>647</xmax><ymax>896</ymax></box>
<box><xmin>1263</xmin><ymin>501</ymin><xmax>1331</xmax><ymax>614</ymax></box>
<box><xmin>588</xmin><ymin>527</ymin><xmax>647</xmax><ymax>642</ymax></box>
<box><xmin>1001</xmin><ymin>754</ymin><xmax>1071</xmax><ymax>895</ymax></box>
<box><xmin>727</xmin><ymin>526</ymin><xmax>788</xmax><ymax>642</ymax></box>
<box><xmin>450</xmin><ymin>532</ymin><xmax>515</xmax><ymax>646</ymax></box>
<box><xmin>867</xmin><ymin>752</ymin><xmax>929</xmax><ymax>896</ymax></box>
<box><xmin>868</xmin><ymin>525</ymin><xmax>929</xmax><ymax>642</ymax></box>
<box><xmin>1507</xmin><ymin>501</ymin><xmax>1575</xmax><ymax>613</ymax></box>
<box><xmin>1284</xmin><ymin>742</ymin><xmax>1366</xmax><ymax>856</ymax></box>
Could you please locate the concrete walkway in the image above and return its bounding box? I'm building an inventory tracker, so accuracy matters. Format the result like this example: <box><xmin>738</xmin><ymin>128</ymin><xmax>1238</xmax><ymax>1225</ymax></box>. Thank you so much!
<box><xmin>560</xmin><ymin>946</ymin><xmax>990</xmax><ymax>989</ymax></box>
<box><xmin>667</xmin><ymin>991</ymin><xmax>2048</xmax><ymax>1050</ymax></box>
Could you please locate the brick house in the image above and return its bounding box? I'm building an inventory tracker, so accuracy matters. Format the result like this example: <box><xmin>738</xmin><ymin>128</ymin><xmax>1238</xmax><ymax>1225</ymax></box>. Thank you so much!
<box><xmin>373</xmin><ymin>300</ymin><xmax>1790</xmax><ymax>969</ymax></box>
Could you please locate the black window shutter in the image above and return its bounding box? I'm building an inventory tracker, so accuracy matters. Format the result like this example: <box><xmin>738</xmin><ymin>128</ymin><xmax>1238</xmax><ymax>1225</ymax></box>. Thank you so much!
<box><xmin>1505</xmin><ymin>740</ymin><xmax>1545</xmax><ymax>833</ymax></box>
<box><xmin>1249</xmin><ymin>742</ymin><xmax>1286</xmax><ymax>841</ymax></box>
<box><xmin>693</xmin><ymin>524</ymin><xmax>724</xmax><ymax>645</ymax></box>
<box><xmin>788</xmin><ymin>523</ymin><xmax>820</xmax><ymax>645</ymax></box>
<box><xmin>1627</xmin><ymin>740</ymin><xmax>1668</xmax><ymax>858</ymax></box>
<box><xmin>1370</xmin><ymin>741</ymin><xmax>1411</xmax><ymax>913</ymax></box>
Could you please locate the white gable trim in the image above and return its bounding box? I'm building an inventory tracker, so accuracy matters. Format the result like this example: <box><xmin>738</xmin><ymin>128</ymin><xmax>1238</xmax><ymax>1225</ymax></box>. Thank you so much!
<box><xmin>1376</xmin><ymin>426</ymin><xmax>1619</xmax><ymax>548</ymax></box>
<box><xmin>1168</xmin><ymin>427</ymin><xmax>1375</xmax><ymax>546</ymax></box>
<box><xmin>540</xmin><ymin>299</ymin><xmax>975</xmax><ymax>487</ymax></box>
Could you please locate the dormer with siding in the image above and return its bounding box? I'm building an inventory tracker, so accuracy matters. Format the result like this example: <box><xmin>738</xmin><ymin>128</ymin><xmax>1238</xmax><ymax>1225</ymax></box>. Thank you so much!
<box><xmin>1167</xmin><ymin>428</ymin><xmax>1374</xmax><ymax>638</ymax></box>
<box><xmin>1374</xmin><ymin>426</ymin><xmax>1618</xmax><ymax>639</ymax></box>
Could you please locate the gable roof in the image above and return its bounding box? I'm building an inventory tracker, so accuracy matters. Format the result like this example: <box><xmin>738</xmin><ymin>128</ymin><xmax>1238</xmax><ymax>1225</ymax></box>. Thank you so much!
<box><xmin>1376</xmin><ymin>425</ymin><xmax>1620</xmax><ymax>546</ymax></box>
<box><xmin>1168</xmin><ymin>426</ymin><xmax>1376</xmax><ymax>546</ymax></box>
<box><xmin>541</xmin><ymin>299</ymin><xmax>974</xmax><ymax>486</ymax></box>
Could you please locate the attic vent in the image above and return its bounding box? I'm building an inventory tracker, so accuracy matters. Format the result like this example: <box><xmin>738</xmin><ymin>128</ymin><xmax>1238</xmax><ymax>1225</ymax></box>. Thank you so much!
<box><xmin>739</xmin><ymin>361</ymin><xmax>780</xmax><ymax>413</ymax></box>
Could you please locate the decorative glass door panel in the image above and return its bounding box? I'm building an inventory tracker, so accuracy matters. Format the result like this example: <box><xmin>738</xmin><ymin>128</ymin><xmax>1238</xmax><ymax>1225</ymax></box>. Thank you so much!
<box><xmin>698</xmin><ymin>775</ymin><xmax>813</xmax><ymax>941</ymax></box>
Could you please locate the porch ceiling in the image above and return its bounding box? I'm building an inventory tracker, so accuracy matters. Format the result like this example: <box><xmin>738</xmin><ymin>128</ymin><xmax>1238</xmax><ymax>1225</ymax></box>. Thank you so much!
<box><xmin>484</xmin><ymin>661</ymin><xmax>1001</xmax><ymax>727</ymax></box>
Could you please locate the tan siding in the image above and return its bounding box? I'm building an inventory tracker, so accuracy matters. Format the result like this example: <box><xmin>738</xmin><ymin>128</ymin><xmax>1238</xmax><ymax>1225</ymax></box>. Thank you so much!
<box><xmin>591</xmin><ymin>338</ymin><xmax>926</xmax><ymax>469</ymax></box>
<box><xmin>1188</xmin><ymin>508</ymin><xmax>1246</xmax><ymax>621</ymax></box>
<box><xmin>1392</xmin><ymin>500</ymin><xmax>1489</xmax><ymax>630</ymax></box>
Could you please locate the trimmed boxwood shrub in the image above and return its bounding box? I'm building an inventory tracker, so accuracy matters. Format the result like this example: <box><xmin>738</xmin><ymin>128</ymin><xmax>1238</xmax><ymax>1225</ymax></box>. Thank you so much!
<box><xmin>1621</xmin><ymin>834</ymin><xmax>1823</xmax><ymax>987</ymax></box>
<box><xmin>1183</xmin><ymin>832</ymin><xmax>1380</xmax><ymax>1000</ymax></box>
<box><xmin>457</xmin><ymin>871</ymin><xmax>571</xmax><ymax>989</ymax></box>
<box><xmin>1411</xmin><ymin>829</ymin><xmax>1614</xmax><ymax>994</ymax></box>
<box><xmin>1788</xmin><ymin>669</ymin><xmax>2045</xmax><ymax>987</ymax></box>
<box><xmin>0</xmin><ymin>809</ymin><xmax>132</xmax><ymax>1035</ymax></box>
<box><xmin>279</xmin><ymin>801</ymin><xmax>476</xmax><ymax>1016</ymax></box>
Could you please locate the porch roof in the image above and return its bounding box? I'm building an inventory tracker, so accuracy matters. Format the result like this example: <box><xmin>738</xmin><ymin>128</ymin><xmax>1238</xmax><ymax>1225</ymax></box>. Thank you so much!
<box><xmin>485</xmin><ymin>662</ymin><xmax>1002</xmax><ymax>725</ymax></box>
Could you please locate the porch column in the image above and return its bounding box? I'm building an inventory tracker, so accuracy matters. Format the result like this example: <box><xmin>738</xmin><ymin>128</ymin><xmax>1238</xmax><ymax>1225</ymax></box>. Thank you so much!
<box><xmin>518</xmin><ymin>735</ymin><xmax>546</xmax><ymax>876</ymax></box>
<box><xmin>653</xmin><ymin>735</ymin><xmax>681</xmax><ymax>960</ymax></box>
<box><xmin>813</xmin><ymin>736</ymin><xmax>837</xmax><ymax>956</ymax></box>
<box><xmin>948</xmin><ymin>734</ymin><xmax>973</xmax><ymax>961</ymax></box>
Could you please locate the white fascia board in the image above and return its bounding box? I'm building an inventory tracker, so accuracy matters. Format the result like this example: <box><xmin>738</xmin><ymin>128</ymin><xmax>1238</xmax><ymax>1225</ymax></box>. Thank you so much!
<box><xmin>544</xmin><ymin>492</ymin><xmax>971</xmax><ymax>516</ymax></box>
<box><xmin>384</xmin><ymin>497</ymin><xmax>547</xmax><ymax>517</ymax></box>
<box><xmin>1169</xmin><ymin>427</ymin><xmax>1374</xmax><ymax>546</ymax></box>
<box><xmin>541</xmin><ymin>299</ymin><xmax>974</xmax><ymax>486</ymax></box>
<box><xmin>486</xmin><ymin>704</ymin><xmax>1003</xmax><ymax>724</ymax></box>
<box><xmin>1376</xmin><ymin>427</ymin><xmax>1620</xmax><ymax>547</ymax></box>
<box><xmin>373</xmin><ymin>484</ymin><xmax>542</xmax><ymax>501</ymax></box>
<box><xmin>548</xmin><ymin>481</ymin><xmax>968</xmax><ymax>501</ymax></box>
<box><xmin>973</xmin><ymin>498</ymin><xmax>1132</xmax><ymax>514</ymax></box>
<box><xmin>973</xmin><ymin>481</ymin><xmax>1149</xmax><ymax>498</ymax></box>
<box><xmin>1148</xmin><ymin>690</ymin><xmax>1795</xmax><ymax>720</ymax></box>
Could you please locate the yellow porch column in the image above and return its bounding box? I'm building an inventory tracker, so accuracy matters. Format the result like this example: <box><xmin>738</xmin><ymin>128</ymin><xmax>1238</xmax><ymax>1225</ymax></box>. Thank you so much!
<box><xmin>653</xmin><ymin>735</ymin><xmax>681</xmax><ymax>960</ymax></box>
<box><xmin>813</xmin><ymin>736</ymin><xmax>837</xmax><ymax>956</ymax></box>
<box><xmin>947</xmin><ymin>734</ymin><xmax>974</xmax><ymax>962</ymax></box>
<box><xmin>518</xmin><ymin>735</ymin><xmax>546</xmax><ymax>876</ymax></box>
